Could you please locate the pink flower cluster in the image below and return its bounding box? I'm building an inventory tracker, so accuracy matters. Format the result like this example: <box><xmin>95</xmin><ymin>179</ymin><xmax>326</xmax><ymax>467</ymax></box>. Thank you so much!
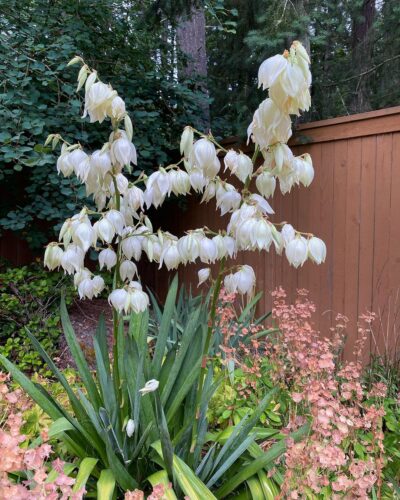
<box><xmin>0</xmin><ymin>372</ymin><xmax>83</xmax><ymax>499</ymax></box>
<box><xmin>268</xmin><ymin>288</ymin><xmax>385</xmax><ymax>499</ymax></box>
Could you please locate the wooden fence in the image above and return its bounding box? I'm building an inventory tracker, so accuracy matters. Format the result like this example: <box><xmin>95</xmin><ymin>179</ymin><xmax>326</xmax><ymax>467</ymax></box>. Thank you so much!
<box><xmin>147</xmin><ymin>106</ymin><xmax>400</xmax><ymax>361</ymax></box>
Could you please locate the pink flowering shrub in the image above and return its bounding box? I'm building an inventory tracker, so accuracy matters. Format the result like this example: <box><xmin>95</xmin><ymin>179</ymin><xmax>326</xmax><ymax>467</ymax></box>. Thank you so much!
<box><xmin>269</xmin><ymin>288</ymin><xmax>386</xmax><ymax>499</ymax></box>
<box><xmin>213</xmin><ymin>287</ymin><xmax>389</xmax><ymax>499</ymax></box>
<box><xmin>0</xmin><ymin>372</ymin><xmax>83</xmax><ymax>499</ymax></box>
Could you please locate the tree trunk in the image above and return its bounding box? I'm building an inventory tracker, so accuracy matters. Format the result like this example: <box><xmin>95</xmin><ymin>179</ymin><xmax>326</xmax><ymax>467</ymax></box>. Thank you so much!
<box><xmin>351</xmin><ymin>0</ymin><xmax>376</xmax><ymax>112</ymax></box>
<box><xmin>176</xmin><ymin>1</ymin><xmax>210</xmax><ymax>129</ymax></box>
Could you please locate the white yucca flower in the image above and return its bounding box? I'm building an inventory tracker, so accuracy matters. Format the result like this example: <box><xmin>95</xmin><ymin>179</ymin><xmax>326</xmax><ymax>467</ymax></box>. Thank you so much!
<box><xmin>125</xmin><ymin>186</ymin><xmax>145</xmax><ymax>212</ymax></box>
<box><xmin>106</xmin><ymin>210</ymin><xmax>126</xmax><ymax>235</ymax></box>
<box><xmin>307</xmin><ymin>237</ymin><xmax>326</xmax><ymax>264</ymax></box>
<box><xmin>256</xmin><ymin>170</ymin><xmax>276</xmax><ymax>198</ymax></box>
<box><xmin>69</xmin><ymin>149</ymin><xmax>90</xmax><ymax>181</ymax></box>
<box><xmin>110</xmin><ymin>132</ymin><xmax>137</xmax><ymax>167</ymax></box>
<box><xmin>44</xmin><ymin>244</ymin><xmax>63</xmax><ymax>271</ymax></box>
<box><xmin>108</xmin><ymin>95</ymin><xmax>126</xmax><ymax>120</ymax></box>
<box><xmin>57</xmin><ymin>152</ymin><xmax>74</xmax><ymax>177</ymax></box>
<box><xmin>120</xmin><ymin>260</ymin><xmax>138</xmax><ymax>282</ymax></box>
<box><xmin>191</xmin><ymin>138</ymin><xmax>218</xmax><ymax>178</ymax></box>
<box><xmin>121</xmin><ymin>235</ymin><xmax>142</xmax><ymax>261</ymax></box>
<box><xmin>126</xmin><ymin>419</ymin><xmax>135</xmax><ymax>437</ymax></box>
<box><xmin>91</xmin><ymin>150</ymin><xmax>112</xmax><ymax>178</ymax></box>
<box><xmin>169</xmin><ymin>169</ymin><xmax>191</xmax><ymax>196</ymax></box>
<box><xmin>139</xmin><ymin>379</ymin><xmax>159</xmax><ymax>395</ymax></box>
<box><xmin>99</xmin><ymin>248</ymin><xmax>117</xmax><ymax>270</ymax></box>
<box><xmin>180</xmin><ymin>126</ymin><xmax>194</xmax><ymax>158</ymax></box>
<box><xmin>160</xmin><ymin>240</ymin><xmax>181</xmax><ymax>270</ymax></box>
<box><xmin>83</xmin><ymin>81</ymin><xmax>115</xmax><ymax>123</ymax></box>
<box><xmin>178</xmin><ymin>233</ymin><xmax>200</xmax><ymax>263</ymax></box>
<box><xmin>281</xmin><ymin>224</ymin><xmax>296</xmax><ymax>245</ymax></box>
<box><xmin>61</xmin><ymin>244</ymin><xmax>85</xmax><ymax>274</ymax></box>
<box><xmin>93</xmin><ymin>218</ymin><xmax>115</xmax><ymax>244</ymax></box>
<box><xmin>235</xmin><ymin>265</ymin><xmax>256</xmax><ymax>294</ymax></box>
<box><xmin>199</xmin><ymin>237</ymin><xmax>218</xmax><ymax>264</ymax></box>
<box><xmin>285</xmin><ymin>236</ymin><xmax>308</xmax><ymax>268</ymax></box>
<box><xmin>198</xmin><ymin>268</ymin><xmax>211</xmax><ymax>286</ymax></box>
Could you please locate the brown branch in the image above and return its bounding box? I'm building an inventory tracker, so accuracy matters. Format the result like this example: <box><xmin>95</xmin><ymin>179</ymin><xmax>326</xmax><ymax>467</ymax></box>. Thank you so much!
<box><xmin>321</xmin><ymin>54</ymin><xmax>400</xmax><ymax>88</ymax></box>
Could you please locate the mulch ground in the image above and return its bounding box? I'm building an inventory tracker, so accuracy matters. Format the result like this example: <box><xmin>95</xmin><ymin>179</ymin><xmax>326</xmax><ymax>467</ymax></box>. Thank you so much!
<box><xmin>56</xmin><ymin>298</ymin><xmax>114</xmax><ymax>369</ymax></box>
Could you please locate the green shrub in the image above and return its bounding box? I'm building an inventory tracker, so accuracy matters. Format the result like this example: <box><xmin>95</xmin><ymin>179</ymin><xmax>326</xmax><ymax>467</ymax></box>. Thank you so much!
<box><xmin>0</xmin><ymin>264</ymin><xmax>74</xmax><ymax>374</ymax></box>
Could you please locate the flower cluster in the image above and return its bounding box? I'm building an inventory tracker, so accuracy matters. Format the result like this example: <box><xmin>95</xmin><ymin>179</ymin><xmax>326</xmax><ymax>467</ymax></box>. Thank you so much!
<box><xmin>266</xmin><ymin>290</ymin><xmax>385</xmax><ymax>499</ymax></box>
<box><xmin>44</xmin><ymin>42</ymin><xmax>325</xmax><ymax>311</ymax></box>
<box><xmin>0</xmin><ymin>372</ymin><xmax>83</xmax><ymax>499</ymax></box>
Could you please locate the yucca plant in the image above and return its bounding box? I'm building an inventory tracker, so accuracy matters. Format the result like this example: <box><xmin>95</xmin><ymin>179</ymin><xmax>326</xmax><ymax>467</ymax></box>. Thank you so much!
<box><xmin>0</xmin><ymin>276</ymin><xmax>309</xmax><ymax>498</ymax></box>
<box><xmin>0</xmin><ymin>39</ymin><xmax>322</xmax><ymax>497</ymax></box>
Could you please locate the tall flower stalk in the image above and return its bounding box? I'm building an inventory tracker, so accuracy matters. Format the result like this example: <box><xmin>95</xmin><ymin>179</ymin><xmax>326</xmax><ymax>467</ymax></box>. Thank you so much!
<box><xmin>44</xmin><ymin>42</ymin><xmax>326</xmax><ymax>388</ymax></box>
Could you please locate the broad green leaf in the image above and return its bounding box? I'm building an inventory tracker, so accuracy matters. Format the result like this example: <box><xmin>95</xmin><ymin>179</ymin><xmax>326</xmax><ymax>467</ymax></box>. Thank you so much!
<box><xmin>97</xmin><ymin>469</ymin><xmax>116</xmax><ymax>500</ymax></box>
<box><xmin>152</xmin><ymin>441</ymin><xmax>216</xmax><ymax>500</ymax></box>
<box><xmin>72</xmin><ymin>457</ymin><xmax>98</xmax><ymax>494</ymax></box>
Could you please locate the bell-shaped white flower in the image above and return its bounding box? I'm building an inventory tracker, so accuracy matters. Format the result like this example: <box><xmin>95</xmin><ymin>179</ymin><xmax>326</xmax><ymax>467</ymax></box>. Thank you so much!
<box><xmin>307</xmin><ymin>237</ymin><xmax>326</xmax><ymax>264</ymax></box>
<box><xmin>235</xmin><ymin>265</ymin><xmax>256</xmax><ymax>294</ymax></box>
<box><xmin>216</xmin><ymin>190</ymin><xmax>241</xmax><ymax>216</ymax></box>
<box><xmin>139</xmin><ymin>379</ymin><xmax>159</xmax><ymax>395</ymax></box>
<box><xmin>108</xmin><ymin>95</ymin><xmax>126</xmax><ymax>120</ymax></box>
<box><xmin>178</xmin><ymin>233</ymin><xmax>200</xmax><ymax>263</ymax></box>
<box><xmin>44</xmin><ymin>244</ymin><xmax>64</xmax><ymax>271</ymax></box>
<box><xmin>249</xmin><ymin>193</ymin><xmax>274</xmax><ymax>215</ymax></box>
<box><xmin>198</xmin><ymin>268</ymin><xmax>211</xmax><ymax>286</ymax></box>
<box><xmin>92</xmin><ymin>275</ymin><xmax>105</xmax><ymax>295</ymax></box>
<box><xmin>180</xmin><ymin>126</ymin><xmax>194</xmax><ymax>158</ymax></box>
<box><xmin>84</xmin><ymin>81</ymin><xmax>115</xmax><ymax>123</ymax></box>
<box><xmin>256</xmin><ymin>171</ymin><xmax>276</xmax><ymax>198</ymax></box>
<box><xmin>111</xmin><ymin>134</ymin><xmax>137</xmax><ymax>167</ymax></box>
<box><xmin>72</xmin><ymin>221</ymin><xmax>93</xmax><ymax>252</ymax></box>
<box><xmin>199</xmin><ymin>237</ymin><xmax>218</xmax><ymax>264</ymax></box>
<box><xmin>126</xmin><ymin>419</ymin><xmax>135</xmax><ymax>437</ymax></box>
<box><xmin>61</xmin><ymin>244</ymin><xmax>85</xmax><ymax>275</ymax></box>
<box><xmin>114</xmin><ymin>173</ymin><xmax>129</xmax><ymax>195</ymax></box>
<box><xmin>144</xmin><ymin>170</ymin><xmax>171</xmax><ymax>208</ymax></box>
<box><xmin>93</xmin><ymin>218</ymin><xmax>115</xmax><ymax>244</ymax></box>
<box><xmin>130</xmin><ymin>288</ymin><xmax>150</xmax><ymax>313</ymax></box>
<box><xmin>201</xmin><ymin>181</ymin><xmax>216</xmax><ymax>203</ymax></box>
<box><xmin>121</xmin><ymin>235</ymin><xmax>142</xmax><ymax>261</ymax></box>
<box><xmin>235</xmin><ymin>154</ymin><xmax>253</xmax><ymax>183</ymax></box>
<box><xmin>170</xmin><ymin>169</ymin><xmax>191</xmax><ymax>196</ymax></box>
<box><xmin>258</xmin><ymin>54</ymin><xmax>288</xmax><ymax>90</ymax></box>
<box><xmin>224</xmin><ymin>273</ymin><xmax>238</xmax><ymax>294</ymax></box>
<box><xmin>285</xmin><ymin>236</ymin><xmax>308</xmax><ymax>268</ymax></box>
<box><xmin>69</xmin><ymin>149</ymin><xmax>90</xmax><ymax>181</ymax></box>
<box><xmin>99</xmin><ymin>248</ymin><xmax>117</xmax><ymax>271</ymax></box>
<box><xmin>78</xmin><ymin>278</ymin><xmax>95</xmax><ymax>299</ymax></box>
<box><xmin>189</xmin><ymin>169</ymin><xmax>207</xmax><ymax>193</ymax></box>
<box><xmin>281</xmin><ymin>223</ymin><xmax>296</xmax><ymax>245</ymax></box>
<box><xmin>191</xmin><ymin>139</ymin><xmax>218</xmax><ymax>177</ymax></box>
<box><xmin>160</xmin><ymin>240</ymin><xmax>181</xmax><ymax>270</ymax></box>
<box><xmin>106</xmin><ymin>210</ymin><xmax>125</xmax><ymax>235</ymax></box>
<box><xmin>74</xmin><ymin>268</ymin><xmax>92</xmax><ymax>287</ymax></box>
<box><xmin>250</xmin><ymin>218</ymin><xmax>273</xmax><ymax>250</ymax></box>
<box><xmin>223</xmin><ymin>150</ymin><xmax>238</xmax><ymax>172</ymax></box>
<box><xmin>57</xmin><ymin>153</ymin><xmax>74</xmax><ymax>177</ymax></box>
<box><xmin>109</xmin><ymin>288</ymin><xmax>130</xmax><ymax>313</ymax></box>
<box><xmin>125</xmin><ymin>186</ymin><xmax>144</xmax><ymax>212</ymax></box>
<box><xmin>298</xmin><ymin>154</ymin><xmax>314</xmax><ymax>187</ymax></box>
<box><xmin>120</xmin><ymin>260</ymin><xmax>138</xmax><ymax>282</ymax></box>
<box><xmin>91</xmin><ymin>150</ymin><xmax>112</xmax><ymax>178</ymax></box>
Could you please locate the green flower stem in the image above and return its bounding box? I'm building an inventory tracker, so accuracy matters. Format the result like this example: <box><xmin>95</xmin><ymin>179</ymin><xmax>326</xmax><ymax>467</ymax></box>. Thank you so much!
<box><xmin>197</xmin><ymin>258</ymin><xmax>226</xmax><ymax>405</ymax></box>
<box><xmin>112</xmin><ymin>176</ymin><xmax>122</xmax><ymax>402</ymax></box>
